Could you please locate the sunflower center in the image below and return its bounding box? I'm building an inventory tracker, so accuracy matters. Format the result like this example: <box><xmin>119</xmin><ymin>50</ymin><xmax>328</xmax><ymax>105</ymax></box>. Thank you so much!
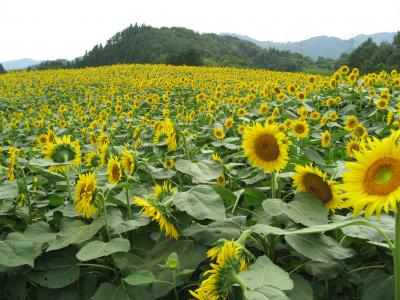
<box><xmin>295</xmin><ymin>124</ymin><xmax>305</xmax><ymax>134</ymax></box>
<box><xmin>112</xmin><ymin>165</ymin><xmax>120</xmax><ymax>179</ymax></box>
<box><xmin>52</xmin><ymin>144</ymin><xmax>76</xmax><ymax>163</ymax></box>
<box><xmin>254</xmin><ymin>133</ymin><xmax>280</xmax><ymax>161</ymax></box>
<box><xmin>303</xmin><ymin>173</ymin><xmax>332</xmax><ymax>203</ymax></box>
<box><xmin>364</xmin><ymin>157</ymin><xmax>400</xmax><ymax>195</ymax></box>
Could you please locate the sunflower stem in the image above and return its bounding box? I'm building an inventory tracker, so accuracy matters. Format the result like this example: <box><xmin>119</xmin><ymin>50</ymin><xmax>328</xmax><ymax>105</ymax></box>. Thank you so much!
<box><xmin>101</xmin><ymin>192</ymin><xmax>111</xmax><ymax>241</ymax></box>
<box><xmin>271</xmin><ymin>172</ymin><xmax>276</xmax><ymax>199</ymax></box>
<box><xmin>20</xmin><ymin>167</ymin><xmax>32</xmax><ymax>224</ymax></box>
<box><xmin>65</xmin><ymin>166</ymin><xmax>73</xmax><ymax>202</ymax></box>
<box><xmin>125</xmin><ymin>187</ymin><xmax>132</xmax><ymax>220</ymax></box>
<box><xmin>395</xmin><ymin>205</ymin><xmax>400</xmax><ymax>300</ymax></box>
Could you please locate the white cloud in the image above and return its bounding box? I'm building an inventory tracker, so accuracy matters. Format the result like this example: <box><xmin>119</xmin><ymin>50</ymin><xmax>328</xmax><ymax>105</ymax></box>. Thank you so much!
<box><xmin>0</xmin><ymin>0</ymin><xmax>399</xmax><ymax>61</ymax></box>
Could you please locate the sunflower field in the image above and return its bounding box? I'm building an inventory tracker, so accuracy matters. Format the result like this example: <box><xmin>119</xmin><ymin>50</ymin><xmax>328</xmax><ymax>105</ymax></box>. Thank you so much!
<box><xmin>0</xmin><ymin>64</ymin><xmax>400</xmax><ymax>300</ymax></box>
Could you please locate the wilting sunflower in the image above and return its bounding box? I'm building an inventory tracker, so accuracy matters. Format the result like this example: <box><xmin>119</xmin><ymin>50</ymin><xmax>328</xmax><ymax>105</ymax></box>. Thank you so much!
<box><xmin>121</xmin><ymin>149</ymin><xmax>135</xmax><ymax>174</ymax></box>
<box><xmin>291</xmin><ymin>119</ymin><xmax>309</xmax><ymax>139</ymax></box>
<box><xmin>341</xmin><ymin>131</ymin><xmax>400</xmax><ymax>218</ymax></box>
<box><xmin>75</xmin><ymin>172</ymin><xmax>97</xmax><ymax>219</ymax></box>
<box><xmin>107</xmin><ymin>155</ymin><xmax>122</xmax><ymax>184</ymax></box>
<box><xmin>43</xmin><ymin>135</ymin><xmax>81</xmax><ymax>172</ymax></box>
<box><xmin>133</xmin><ymin>197</ymin><xmax>179</xmax><ymax>239</ymax></box>
<box><xmin>242</xmin><ymin>123</ymin><xmax>289</xmax><ymax>173</ymax></box>
<box><xmin>292</xmin><ymin>164</ymin><xmax>342</xmax><ymax>212</ymax></box>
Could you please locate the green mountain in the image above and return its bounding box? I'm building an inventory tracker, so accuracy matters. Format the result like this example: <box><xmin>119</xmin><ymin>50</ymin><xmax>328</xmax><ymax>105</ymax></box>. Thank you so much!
<box><xmin>66</xmin><ymin>24</ymin><xmax>314</xmax><ymax>72</ymax></box>
<box><xmin>225</xmin><ymin>32</ymin><xmax>396</xmax><ymax>59</ymax></box>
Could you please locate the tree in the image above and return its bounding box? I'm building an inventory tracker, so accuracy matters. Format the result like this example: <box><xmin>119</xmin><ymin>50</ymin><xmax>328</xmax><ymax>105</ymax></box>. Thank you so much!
<box><xmin>0</xmin><ymin>63</ymin><xmax>5</xmax><ymax>74</ymax></box>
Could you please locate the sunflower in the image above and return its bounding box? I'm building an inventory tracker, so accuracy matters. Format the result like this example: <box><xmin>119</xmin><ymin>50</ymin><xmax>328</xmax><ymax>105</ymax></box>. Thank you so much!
<box><xmin>37</xmin><ymin>134</ymin><xmax>49</xmax><ymax>146</ymax></box>
<box><xmin>321</xmin><ymin>130</ymin><xmax>331</xmax><ymax>148</ymax></box>
<box><xmin>345</xmin><ymin>139</ymin><xmax>364</xmax><ymax>159</ymax></box>
<box><xmin>85</xmin><ymin>150</ymin><xmax>101</xmax><ymax>169</ymax></box>
<box><xmin>344</xmin><ymin>115</ymin><xmax>358</xmax><ymax>132</ymax></box>
<box><xmin>133</xmin><ymin>197</ymin><xmax>179</xmax><ymax>240</ymax></box>
<box><xmin>292</xmin><ymin>164</ymin><xmax>342</xmax><ymax>212</ymax></box>
<box><xmin>242</xmin><ymin>123</ymin><xmax>289</xmax><ymax>173</ymax></box>
<box><xmin>237</xmin><ymin>108</ymin><xmax>246</xmax><ymax>117</ymax></box>
<box><xmin>43</xmin><ymin>135</ymin><xmax>81</xmax><ymax>173</ymax></box>
<box><xmin>75</xmin><ymin>172</ymin><xmax>98</xmax><ymax>219</ymax></box>
<box><xmin>213</xmin><ymin>127</ymin><xmax>225</xmax><ymax>140</ymax></box>
<box><xmin>7</xmin><ymin>147</ymin><xmax>20</xmax><ymax>181</ymax></box>
<box><xmin>341</xmin><ymin>131</ymin><xmax>400</xmax><ymax>218</ymax></box>
<box><xmin>224</xmin><ymin>117</ymin><xmax>234</xmax><ymax>129</ymax></box>
<box><xmin>107</xmin><ymin>155</ymin><xmax>122</xmax><ymax>184</ymax></box>
<box><xmin>376</xmin><ymin>97</ymin><xmax>389</xmax><ymax>110</ymax></box>
<box><xmin>291</xmin><ymin>119</ymin><xmax>309</xmax><ymax>139</ymax></box>
<box><xmin>259</xmin><ymin>103</ymin><xmax>269</xmax><ymax>114</ymax></box>
<box><xmin>165</xmin><ymin>159</ymin><xmax>174</xmax><ymax>169</ymax></box>
<box><xmin>121</xmin><ymin>149</ymin><xmax>135</xmax><ymax>174</ymax></box>
<box><xmin>152</xmin><ymin>181</ymin><xmax>177</xmax><ymax>200</ymax></box>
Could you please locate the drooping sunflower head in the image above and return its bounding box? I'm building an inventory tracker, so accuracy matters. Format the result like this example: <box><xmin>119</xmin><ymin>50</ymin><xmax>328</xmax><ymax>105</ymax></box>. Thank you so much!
<box><xmin>291</xmin><ymin>119</ymin><xmax>309</xmax><ymax>139</ymax></box>
<box><xmin>242</xmin><ymin>123</ymin><xmax>289</xmax><ymax>173</ymax></box>
<box><xmin>75</xmin><ymin>172</ymin><xmax>98</xmax><ymax>219</ymax></box>
<box><xmin>152</xmin><ymin>181</ymin><xmax>177</xmax><ymax>200</ymax></box>
<box><xmin>121</xmin><ymin>149</ymin><xmax>135</xmax><ymax>174</ymax></box>
<box><xmin>341</xmin><ymin>130</ymin><xmax>400</xmax><ymax>218</ymax></box>
<box><xmin>292</xmin><ymin>164</ymin><xmax>342</xmax><ymax>212</ymax></box>
<box><xmin>107</xmin><ymin>155</ymin><xmax>122</xmax><ymax>184</ymax></box>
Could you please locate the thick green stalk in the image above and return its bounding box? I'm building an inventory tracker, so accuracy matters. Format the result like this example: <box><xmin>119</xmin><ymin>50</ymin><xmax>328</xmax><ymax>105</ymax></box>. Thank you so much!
<box><xmin>125</xmin><ymin>187</ymin><xmax>132</xmax><ymax>220</ymax></box>
<box><xmin>101</xmin><ymin>193</ymin><xmax>111</xmax><ymax>241</ymax></box>
<box><xmin>395</xmin><ymin>205</ymin><xmax>400</xmax><ymax>300</ymax></box>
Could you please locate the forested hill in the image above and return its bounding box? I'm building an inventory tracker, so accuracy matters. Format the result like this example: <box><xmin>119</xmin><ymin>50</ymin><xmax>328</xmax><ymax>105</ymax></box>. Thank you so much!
<box><xmin>39</xmin><ymin>24</ymin><xmax>316</xmax><ymax>72</ymax></box>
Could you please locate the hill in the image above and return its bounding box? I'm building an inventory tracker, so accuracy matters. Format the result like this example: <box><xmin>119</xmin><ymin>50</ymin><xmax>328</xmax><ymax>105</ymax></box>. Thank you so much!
<box><xmin>35</xmin><ymin>24</ymin><xmax>315</xmax><ymax>72</ymax></box>
<box><xmin>225</xmin><ymin>32</ymin><xmax>396</xmax><ymax>59</ymax></box>
<box><xmin>1</xmin><ymin>58</ymin><xmax>43</xmax><ymax>70</ymax></box>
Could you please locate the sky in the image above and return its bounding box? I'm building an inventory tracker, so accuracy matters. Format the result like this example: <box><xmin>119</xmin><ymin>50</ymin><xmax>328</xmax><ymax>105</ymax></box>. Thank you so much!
<box><xmin>1</xmin><ymin>0</ymin><xmax>399</xmax><ymax>62</ymax></box>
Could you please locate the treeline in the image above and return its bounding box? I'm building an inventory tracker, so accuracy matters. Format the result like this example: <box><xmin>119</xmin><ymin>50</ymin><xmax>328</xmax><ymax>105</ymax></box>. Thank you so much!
<box><xmin>31</xmin><ymin>24</ymin><xmax>315</xmax><ymax>72</ymax></box>
<box><xmin>340</xmin><ymin>33</ymin><xmax>400</xmax><ymax>73</ymax></box>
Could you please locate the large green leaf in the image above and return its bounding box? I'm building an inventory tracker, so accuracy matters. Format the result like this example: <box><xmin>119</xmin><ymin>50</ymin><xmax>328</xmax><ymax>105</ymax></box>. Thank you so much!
<box><xmin>47</xmin><ymin>217</ymin><xmax>104</xmax><ymax>252</ymax></box>
<box><xmin>183</xmin><ymin>216</ymin><xmax>246</xmax><ymax>244</ymax></box>
<box><xmin>174</xmin><ymin>159</ymin><xmax>223</xmax><ymax>182</ymax></box>
<box><xmin>262</xmin><ymin>199</ymin><xmax>285</xmax><ymax>217</ymax></box>
<box><xmin>238</xmin><ymin>256</ymin><xmax>293</xmax><ymax>294</ymax></box>
<box><xmin>283</xmin><ymin>192</ymin><xmax>328</xmax><ymax>227</ymax></box>
<box><xmin>76</xmin><ymin>238</ymin><xmax>130</xmax><ymax>261</ymax></box>
<box><xmin>173</xmin><ymin>185</ymin><xmax>226</xmax><ymax>220</ymax></box>
<box><xmin>0</xmin><ymin>181</ymin><xmax>19</xmax><ymax>200</ymax></box>
<box><xmin>244</xmin><ymin>288</ymin><xmax>289</xmax><ymax>300</ymax></box>
<box><xmin>0</xmin><ymin>232</ymin><xmax>34</xmax><ymax>267</ymax></box>
<box><xmin>23</xmin><ymin>221</ymin><xmax>57</xmax><ymax>257</ymax></box>
<box><xmin>285</xmin><ymin>233</ymin><xmax>354</xmax><ymax>262</ymax></box>
<box><xmin>91</xmin><ymin>283</ymin><xmax>118</xmax><ymax>300</ymax></box>
<box><xmin>27</xmin><ymin>250</ymin><xmax>80</xmax><ymax>289</ymax></box>
<box><xmin>124</xmin><ymin>270</ymin><xmax>156</xmax><ymax>286</ymax></box>
<box><xmin>286</xmin><ymin>274</ymin><xmax>313</xmax><ymax>300</ymax></box>
<box><xmin>361</xmin><ymin>270</ymin><xmax>394</xmax><ymax>300</ymax></box>
<box><xmin>108</xmin><ymin>209</ymin><xmax>150</xmax><ymax>235</ymax></box>
<box><xmin>342</xmin><ymin>214</ymin><xmax>394</xmax><ymax>242</ymax></box>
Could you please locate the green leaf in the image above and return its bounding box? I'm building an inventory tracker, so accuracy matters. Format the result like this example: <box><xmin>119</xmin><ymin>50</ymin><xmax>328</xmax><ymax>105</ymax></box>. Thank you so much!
<box><xmin>286</xmin><ymin>274</ymin><xmax>313</xmax><ymax>300</ymax></box>
<box><xmin>303</xmin><ymin>148</ymin><xmax>326</xmax><ymax>166</ymax></box>
<box><xmin>361</xmin><ymin>270</ymin><xmax>394</xmax><ymax>300</ymax></box>
<box><xmin>47</xmin><ymin>217</ymin><xmax>104</xmax><ymax>252</ymax></box>
<box><xmin>174</xmin><ymin>159</ymin><xmax>223</xmax><ymax>182</ymax></box>
<box><xmin>304</xmin><ymin>261</ymin><xmax>343</xmax><ymax>280</ymax></box>
<box><xmin>23</xmin><ymin>221</ymin><xmax>57</xmax><ymax>257</ymax></box>
<box><xmin>243</xmin><ymin>188</ymin><xmax>267</xmax><ymax>207</ymax></box>
<box><xmin>124</xmin><ymin>270</ymin><xmax>156</xmax><ymax>285</ymax></box>
<box><xmin>342</xmin><ymin>214</ymin><xmax>394</xmax><ymax>242</ymax></box>
<box><xmin>27</xmin><ymin>250</ymin><xmax>80</xmax><ymax>289</ymax></box>
<box><xmin>285</xmin><ymin>233</ymin><xmax>354</xmax><ymax>262</ymax></box>
<box><xmin>183</xmin><ymin>216</ymin><xmax>246</xmax><ymax>244</ymax></box>
<box><xmin>0</xmin><ymin>232</ymin><xmax>34</xmax><ymax>267</ymax></box>
<box><xmin>76</xmin><ymin>238</ymin><xmax>130</xmax><ymax>261</ymax></box>
<box><xmin>108</xmin><ymin>209</ymin><xmax>150</xmax><ymax>235</ymax></box>
<box><xmin>173</xmin><ymin>185</ymin><xmax>226</xmax><ymax>220</ymax></box>
<box><xmin>283</xmin><ymin>192</ymin><xmax>328</xmax><ymax>226</ymax></box>
<box><xmin>238</xmin><ymin>256</ymin><xmax>293</xmax><ymax>292</ymax></box>
<box><xmin>0</xmin><ymin>181</ymin><xmax>19</xmax><ymax>200</ymax></box>
<box><xmin>214</xmin><ymin>185</ymin><xmax>237</xmax><ymax>203</ymax></box>
<box><xmin>262</xmin><ymin>199</ymin><xmax>285</xmax><ymax>216</ymax></box>
<box><xmin>147</xmin><ymin>165</ymin><xmax>176</xmax><ymax>179</ymax></box>
<box><xmin>244</xmin><ymin>288</ymin><xmax>289</xmax><ymax>300</ymax></box>
<box><xmin>29</xmin><ymin>157</ymin><xmax>62</xmax><ymax>167</ymax></box>
<box><xmin>91</xmin><ymin>283</ymin><xmax>118</xmax><ymax>300</ymax></box>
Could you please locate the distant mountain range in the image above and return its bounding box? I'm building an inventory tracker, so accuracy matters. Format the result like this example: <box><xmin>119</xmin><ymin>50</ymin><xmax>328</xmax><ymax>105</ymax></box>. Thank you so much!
<box><xmin>1</xmin><ymin>58</ymin><xmax>43</xmax><ymax>70</ymax></box>
<box><xmin>222</xmin><ymin>32</ymin><xmax>396</xmax><ymax>59</ymax></box>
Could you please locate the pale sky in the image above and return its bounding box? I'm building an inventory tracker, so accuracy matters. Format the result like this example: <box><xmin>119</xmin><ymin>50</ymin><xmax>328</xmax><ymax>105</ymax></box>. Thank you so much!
<box><xmin>1</xmin><ymin>0</ymin><xmax>399</xmax><ymax>62</ymax></box>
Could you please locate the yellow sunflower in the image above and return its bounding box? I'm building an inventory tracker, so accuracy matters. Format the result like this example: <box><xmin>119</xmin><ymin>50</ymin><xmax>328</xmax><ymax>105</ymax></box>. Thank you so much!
<box><xmin>85</xmin><ymin>151</ymin><xmax>101</xmax><ymax>169</ymax></box>
<box><xmin>344</xmin><ymin>115</ymin><xmax>358</xmax><ymax>132</ymax></box>
<box><xmin>121</xmin><ymin>149</ymin><xmax>135</xmax><ymax>174</ymax></box>
<box><xmin>213</xmin><ymin>127</ymin><xmax>225</xmax><ymax>140</ymax></box>
<box><xmin>345</xmin><ymin>139</ymin><xmax>363</xmax><ymax>159</ymax></box>
<box><xmin>291</xmin><ymin>119</ymin><xmax>309</xmax><ymax>139</ymax></box>
<box><xmin>321</xmin><ymin>130</ymin><xmax>331</xmax><ymax>148</ymax></box>
<box><xmin>292</xmin><ymin>164</ymin><xmax>342</xmax><ymax>212</ymax></box>
<box><xmin>107</xmin><ymin>155</ymin><xmax>122</xmax><ymax>184</ymax></box>
<box><xmin>75</xmin><ymin>172</ymin><xmax>97</xmax><ymax>219</ymax></box>
<box><xmin>242</xmin><ymin>123</ymin><xmax>289</xmax><ymax>173</ymax></box>
<box><xmin>341</xmin><ymin>131</ymin><xmax>400</xmax><ymax>218</ymax></box>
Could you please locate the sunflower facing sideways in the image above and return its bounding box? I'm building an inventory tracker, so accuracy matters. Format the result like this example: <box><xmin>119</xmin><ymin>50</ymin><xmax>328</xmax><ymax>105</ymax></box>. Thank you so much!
<box><xmin>242</xmin><ymin>123</ymin><xmax>289</xmax><ymax>173</ymax></box>
<box><xmin>292</xmin><ymin>164</ymin><xmax>343</xmax><ymax>212</ymax></box>
<box><xmin>75</xmin><ymin>172</ymin><xmax>98</xmax><ymax>219</ymax></box>
<box><xmin>341</xmin><ymin>130</ymin><xmax>400</xmax><ymax>218</ymax></box>
<box><xmin>43</xmin><ymin>135</ymin><xmax>81</xmax><ymax>173</ymax></box>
